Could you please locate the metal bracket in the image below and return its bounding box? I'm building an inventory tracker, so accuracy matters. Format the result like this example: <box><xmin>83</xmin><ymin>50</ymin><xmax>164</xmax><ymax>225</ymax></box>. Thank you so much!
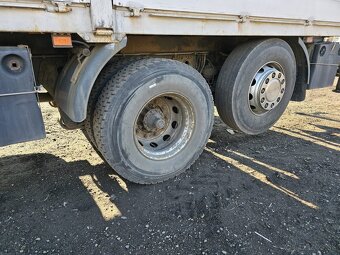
<box><xmin>0</xmin><ymin>90</ymin><xmax>37</xmax><ymax>97</ymax></box>
<box><xmin>49</xmin><ymin>1</ymin><xmax>72</xmax><ymax>13</ymax></box>
<box><xmin>95</xmin><ymin>29</ymin><xmax>114</xmax><ymax>36</ymax></box>
<box><xmin>305</xmin><ymin>19</ymin><xmax>313</xmax><ymax>26</ymax></box>
<box><xmin>238</xmin><ymin>15</ymin><xmax>248</xmax><ymax>23</ymax></box>
<box><xmin>70</xmin><ymin>48</ymin><xmax>92</xmax><ymax>84</ymax></box>
<box><xmin>126</xmin><ymin>2</ymin><xmax>144</xmax><ymax>17</ymax></box>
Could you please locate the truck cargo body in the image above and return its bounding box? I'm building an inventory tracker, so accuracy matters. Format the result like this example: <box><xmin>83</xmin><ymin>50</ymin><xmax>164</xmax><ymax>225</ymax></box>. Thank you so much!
<box><xmin>0</xmin><ymin>0</ymin><xmax>340</xmax><ymax>41</ymax></box>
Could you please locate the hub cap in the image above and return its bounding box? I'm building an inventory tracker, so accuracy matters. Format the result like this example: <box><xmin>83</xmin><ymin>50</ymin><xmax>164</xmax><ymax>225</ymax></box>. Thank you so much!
<box><xmin>249</xmin><ymin>64</ymin><xmax>286</xmax><ymax>114</ymax></box>
<box><xmin>135</xmin><ymin>94</ymin><xmax>195</xmax><ymax>160</ymax></box>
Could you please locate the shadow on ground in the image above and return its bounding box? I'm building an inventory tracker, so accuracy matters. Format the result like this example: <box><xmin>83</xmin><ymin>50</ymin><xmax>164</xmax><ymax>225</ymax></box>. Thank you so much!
<box><xmin>0</xmin><ymin>123</ymin><xmax>339</xmax><ymax>254</ymax></box>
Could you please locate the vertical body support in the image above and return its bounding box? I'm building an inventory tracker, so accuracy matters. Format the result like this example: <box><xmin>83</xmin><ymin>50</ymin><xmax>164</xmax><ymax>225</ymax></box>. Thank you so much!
<box><xmin>90</xmin><ymin>0</ymin><xmax>113</xmax><ymax>33</ymax></box>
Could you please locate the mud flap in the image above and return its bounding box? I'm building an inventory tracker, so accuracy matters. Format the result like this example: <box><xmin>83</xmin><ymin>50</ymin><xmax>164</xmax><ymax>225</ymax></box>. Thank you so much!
<box><xmin>0</xmin><ymin>46</ymin><xmax>45</xmax><ymax>147</ymax></box>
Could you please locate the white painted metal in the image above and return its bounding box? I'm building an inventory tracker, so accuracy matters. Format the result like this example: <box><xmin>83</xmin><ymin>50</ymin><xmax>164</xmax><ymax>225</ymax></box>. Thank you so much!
<box><xmin>114</xmin><ymin>0</ymin><xmax>340</xmax><ymax>37</ymax></box>
<box><xmin>0</xmin><ymin>0</ymin><xmax>340</xmax><ymax>42</ymax></box>
<box><xmin>90</xmin><ymin>0</ymin><xmax>113</xmax><ymax>31</ymax></box>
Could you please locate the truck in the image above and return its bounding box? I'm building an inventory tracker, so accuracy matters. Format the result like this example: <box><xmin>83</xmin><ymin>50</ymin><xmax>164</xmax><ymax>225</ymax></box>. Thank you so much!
<box><xmin>0</xmin><ymin>0</ymin><xmax>339</xmax><ymax>184</ymax></box>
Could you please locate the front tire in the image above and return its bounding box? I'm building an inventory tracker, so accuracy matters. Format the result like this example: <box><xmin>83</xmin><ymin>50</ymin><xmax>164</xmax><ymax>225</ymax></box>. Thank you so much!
<box><xmin>93</xmin><ymin>59</ymin><xmax>214</xmax><ymax>184</ymax></box>
<box><xmin>215</xmin><ymin>38</ymin><xmax>297</xmax><ymax>135</ymax></box>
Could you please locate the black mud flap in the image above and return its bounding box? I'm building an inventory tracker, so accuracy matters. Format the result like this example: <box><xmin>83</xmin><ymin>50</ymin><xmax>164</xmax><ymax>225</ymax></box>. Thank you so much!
<box><xmin>0</xmin><ymin>46</ymin><xmax>45</xmax><ymax>147</ymax></box>
<box><xmin>309</xmin><ymin>42</ymin><xmax>340</xmax><ymax>89</ymax></box>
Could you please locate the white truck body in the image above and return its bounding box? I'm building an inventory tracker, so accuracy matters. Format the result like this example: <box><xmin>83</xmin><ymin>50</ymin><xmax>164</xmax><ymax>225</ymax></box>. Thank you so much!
<box><xmin>0</xmin><ymin>0</ymin><xmax>339</xmax><ymax>43</ymax></box>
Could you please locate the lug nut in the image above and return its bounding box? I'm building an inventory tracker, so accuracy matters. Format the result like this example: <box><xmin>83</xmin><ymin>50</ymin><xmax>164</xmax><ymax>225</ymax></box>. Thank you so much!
<box><xmin>261</xmin><ymin>98</ymin><xmax>265</xmax><ymax>103</ymax></box>
<box><xmin>271</xmin><ymin>103</ymin><xmax>275</xmax><ymax>108</ymax></box>
<box><xmin>277</xmin><ymin>97</ymin><xmax>281</xmax><ymax>102</ymax></box>
<box><xmin>261</xmin><ymin>88</ymin><xmax>266</xmax><ymax>94</ymax></box>
<box><xmin>265</xmin><ymin>78</ymin><xmax>269</xmax><ymax>84</ymax></box>
<box><xmin>265</xmin><ymin>103</ymin><xmax>268</xmax><ymax>108</ymax></box>
<box><xmin>281</xmin><ymin>79</ymin><xmax>285</xmax><ymax>84</ymax></box>
<box><xmin>281</xmin><ymin>88</ymin><xmax>285</xmax><ymax>93</ymax></box>
<box><xmin>278</xmin><ymin>73</ymin><xmax>282</xmax><ymax>78</ymax></box>
<box><xmin>272</xmin><ymin>73</ymin><xmax>276</xmax><ymax>78</ymax></box>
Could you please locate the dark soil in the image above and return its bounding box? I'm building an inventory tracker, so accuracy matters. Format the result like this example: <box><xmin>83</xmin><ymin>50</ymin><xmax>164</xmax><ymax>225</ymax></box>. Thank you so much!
<box><xmin>0</xmin><ymin>87</ymin><xmax>339</xmax><ymax>255</ymax></box>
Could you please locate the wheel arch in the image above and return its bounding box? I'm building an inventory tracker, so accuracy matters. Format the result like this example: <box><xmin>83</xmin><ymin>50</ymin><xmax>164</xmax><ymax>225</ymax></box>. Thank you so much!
<box><xmin>286</xmin><ymin>37</ymin><xmax>310</xmax><ymax>101</ymax></box>
<box><xmin>54</xmin><ymin>37</ymin><xmax>127</xmax><ymax>123</ymax></box>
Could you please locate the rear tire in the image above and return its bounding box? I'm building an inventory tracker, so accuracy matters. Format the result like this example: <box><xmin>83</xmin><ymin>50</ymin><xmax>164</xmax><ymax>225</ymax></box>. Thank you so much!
<box><xmin>93</xmin><ymin>58</ymin><xmax>214</xmax><ymax>184</ymax></box>
<box><xmin>215</xmin><ymin>38</ymin><xmax>296</xmax><ymax>135</ymax></box>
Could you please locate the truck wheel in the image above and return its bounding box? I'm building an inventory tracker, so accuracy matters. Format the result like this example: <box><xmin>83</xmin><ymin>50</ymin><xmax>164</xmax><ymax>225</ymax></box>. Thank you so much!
<box><xmin>93</xmin><ymin>58</ymin><xmax>214</xmax><ymax>184</ymax></box>
<box><xmin>215</xmin><ymin>39</ymin><xmax>296</xmax><ymax>135</ymax></box>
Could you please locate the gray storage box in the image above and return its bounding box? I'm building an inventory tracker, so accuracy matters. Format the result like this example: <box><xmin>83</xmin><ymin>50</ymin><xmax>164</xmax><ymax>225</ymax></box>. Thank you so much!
<box><xmin>0</xmin><ymin>47</ymin><xmax>45</xmax><ymax>147</ymax></box>
<box><xmin>309</xmin><ymin>42</ymin><xmax>340</xmax><ymax>89</ymax></box>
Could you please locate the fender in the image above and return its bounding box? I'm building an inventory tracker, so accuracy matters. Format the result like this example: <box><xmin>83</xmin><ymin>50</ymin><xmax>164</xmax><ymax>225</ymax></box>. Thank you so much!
<box><xmin>298</xmin><ymin>37</ymin><xmax>311</xmax><ymax>84</ymax></box>
<box><xmin>289</xmin><ymin>37</ymin><xmax>311</xmax><ymax>101</ymax></box>
<box><xmin>54</xmin><ymin>37</ymin><xmax>127</xmax><ymax>122</ymax></box>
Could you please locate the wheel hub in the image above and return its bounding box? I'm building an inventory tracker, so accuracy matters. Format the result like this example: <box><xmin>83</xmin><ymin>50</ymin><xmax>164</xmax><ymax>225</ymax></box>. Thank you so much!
<box><xmin>265</xmin><ymin>79</ymin><xmax>281</xmax><ymax>102</ymax></box>
<box><xmin>143</xmin><ymin>108</ymin><xmax>166</xmax><ymax>131</ymax></box>
<box><xmin>134</xmin><ymin>94</ymin><xmax>194</xmax><ymax>160</ymax></box>
<box><xmin>249</xmin><ymin>64</ymin><xmax>286</xmax><ymax>114</ymax></box>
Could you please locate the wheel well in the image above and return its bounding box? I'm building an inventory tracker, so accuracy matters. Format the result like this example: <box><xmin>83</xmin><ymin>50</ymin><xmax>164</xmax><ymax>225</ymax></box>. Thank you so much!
<box><xmin>54</xmin><ymin>38</ymin><xmax>127</xmax><ymax>123</ymax></box>
<box><xmin>120</xmin><ymin>35</ymin><xmax>310</xmax><ymax>102</ymax></box>
<box><xmin>286</xmin><ymin>38</ymin><xmax>310</xmax><ymax>101</ymax></box>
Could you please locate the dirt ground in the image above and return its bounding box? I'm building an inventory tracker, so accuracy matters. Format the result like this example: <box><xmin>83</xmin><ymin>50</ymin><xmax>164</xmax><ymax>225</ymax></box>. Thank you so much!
<box><xmin>0</xmin><ymin>84</ymin><xmax>339</xmax><ymax>255</ymax></box>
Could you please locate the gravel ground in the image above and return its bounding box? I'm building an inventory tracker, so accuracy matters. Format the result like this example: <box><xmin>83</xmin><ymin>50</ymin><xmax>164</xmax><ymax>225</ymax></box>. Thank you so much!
<box><xmin>0</xmin><ymin>85</ymin><xmax>339</xmax><ymax>255</ymax></box>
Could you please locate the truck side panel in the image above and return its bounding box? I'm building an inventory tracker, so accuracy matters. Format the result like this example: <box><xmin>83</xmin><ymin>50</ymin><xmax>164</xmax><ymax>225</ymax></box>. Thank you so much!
<box><xmin>114</xmin><ymin>0</ymin><xmax>340</xmax><ymax>37</ymax></box>
<box><xmin>0</xmin><ymin>0</ymin><xmax>340</xmax><ymax>43</ymax></box>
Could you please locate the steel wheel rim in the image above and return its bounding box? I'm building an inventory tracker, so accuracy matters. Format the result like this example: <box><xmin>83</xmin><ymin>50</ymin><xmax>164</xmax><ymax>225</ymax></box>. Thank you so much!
<box><xmin>248</xmin><ymin>62</ymin><xmax>286</xmax><ymax>115</ymax></box>
<box><xmin>134</xmin><ymin>93</ymin><xmax>195</xmax><ymax>160</ymax></box>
